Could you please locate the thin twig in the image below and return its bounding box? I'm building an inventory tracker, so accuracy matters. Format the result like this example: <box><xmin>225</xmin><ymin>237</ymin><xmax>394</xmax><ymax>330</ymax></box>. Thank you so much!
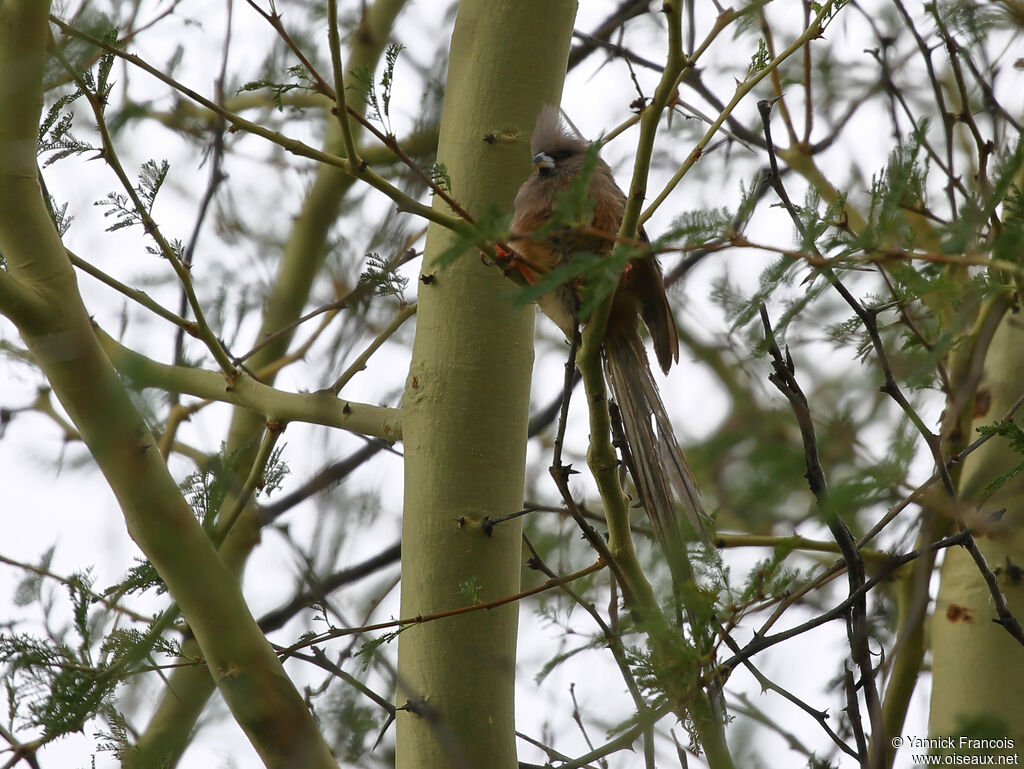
<box><xmin>759</xmin><ymin>304</ymin><xmax>875</xmax><ymax>759</ymax></box>
<box><xmin>275</xmin><ymin>560</ymin><xmax>608</xmax><ymax>659</ymax></box>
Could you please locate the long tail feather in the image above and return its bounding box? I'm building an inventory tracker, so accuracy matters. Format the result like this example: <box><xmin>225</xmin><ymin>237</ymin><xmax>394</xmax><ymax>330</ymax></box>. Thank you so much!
<box><xmin>603</xmin><ymin>331</ymin><xmax>711</xmax><ymax>549</ymax></box>
<box><xmin>605</xmin><ymin>331</ymin><xmax>726</xmax><ymax>721</ymax></box>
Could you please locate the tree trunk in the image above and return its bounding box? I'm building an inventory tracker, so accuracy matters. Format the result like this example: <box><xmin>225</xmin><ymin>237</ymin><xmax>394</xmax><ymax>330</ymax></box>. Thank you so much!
<box><xmin>929</xmin><ymin>316</ymin><xmax>1024</xmax><ymax>761</ymax></box>
<box><xmin>396</xmin><ymin>2</ymin><xmax>576</xmax><ymax>767</ymax></box>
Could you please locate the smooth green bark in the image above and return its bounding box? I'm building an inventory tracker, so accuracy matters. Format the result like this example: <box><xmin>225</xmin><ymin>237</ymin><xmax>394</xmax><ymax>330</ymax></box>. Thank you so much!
<box><xmin>929</xmin><ymin>316</ymin><xmax>1024</xmax><ymax>759</ymax></box>
<box><xmin>396</xmin><ymin>2</ymin><xmax>576</xmax><ymax>767</ymax></box>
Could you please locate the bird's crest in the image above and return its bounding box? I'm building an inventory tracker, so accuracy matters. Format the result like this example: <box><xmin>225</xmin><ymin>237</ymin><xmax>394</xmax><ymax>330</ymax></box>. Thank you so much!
<box><xmin>531</xmin><ymin>105</ymin><xmax>587</xmax><ymax>156</ymax></box>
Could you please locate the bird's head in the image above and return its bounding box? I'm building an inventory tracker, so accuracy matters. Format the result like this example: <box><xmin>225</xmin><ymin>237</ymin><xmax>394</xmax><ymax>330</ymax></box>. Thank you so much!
<box><xmin>529</xmin><ymin>105</ymin><xmax>590</xmax><ymax>180</ymax></box>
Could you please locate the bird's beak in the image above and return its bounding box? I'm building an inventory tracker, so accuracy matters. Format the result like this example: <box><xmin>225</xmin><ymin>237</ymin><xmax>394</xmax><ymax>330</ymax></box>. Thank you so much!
<box><xmin>533</xmin><ymin>152</ymin><xmax>555</xmax><ymax>175</ymax></box>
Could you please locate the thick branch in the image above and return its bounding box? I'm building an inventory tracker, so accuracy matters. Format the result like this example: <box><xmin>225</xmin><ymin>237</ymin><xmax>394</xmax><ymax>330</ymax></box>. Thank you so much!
<box><xmin>97</xmin><ymin>328</ymin><xmax>402</xmax><ymax>441</ymax></box>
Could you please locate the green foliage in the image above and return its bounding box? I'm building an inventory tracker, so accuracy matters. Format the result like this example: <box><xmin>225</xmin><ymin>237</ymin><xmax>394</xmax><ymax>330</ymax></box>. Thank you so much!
<box><xmin>826</xmin><ymin>313</ymin><xmax>866</xmax><ymax>348</ymax></box>
<box><xmin>323</xmin><ymin>683</ymin><xmax>381</xmax><ymax>762</ymax></box>
<box><xmin>262</xmin><ymin>443</ymin><xmax>290</xmax><ymax>496</ymax></box>
<box><xmin>238</xmin><ymin>64</ymin><xmax>317</xmax><ymax>111</ymax></box>
<box><xmin>547</xmin><ymin>142</ymin><xmax>602</xmax><ymax>230</ymax></box>
<box><xmin>1</xmin><ymin>573</ymin><xmax>117</xmax><ymax>741</ymax></box>
<box><xmin>179</xmin><ymin>443</ymin><xmax>245</xmax><ymax>531</ymax></box>
<box><xmin>623</xmin><ymin>636</ymin><xmax>703</xmax><ymax>722</ymax></box>
<box><xmin>37</xmin><ymin>90</ymin><xmax>96</xmax><ymax>165</ymax></box>
<box><xmin>146</xmin><ymin>237</ymin><xmax>184</xmax><ymax>262</ymax></box>
<box><xmin>746</xmin><ymin>38</ymin><xmax>770</xmax><ymax>78</ymax></box>
<box><xmin>934</xmin><ymin>0</ymin><xmax>1004</xmax><ymax>50</ymax></box>
<box><xmin>89</xmin><ymin>29</ymin><xmax>121</xmax><ymax>106</ymax></box>
<box><xmin>734</xmin><ymin>549</ymin><xmax>800</xmax><ymax>606</ymax></box>
<box><xmin>38</xmin><ymin>29</ymin><xmax>121</xmax><ymax>165</ymax></box>
<box><xmin>379</xmin><ymin>43</ymin><xmax>404</xmax><ymax>130</ymax></box>
<box><xmin>810</xmin><ymin>0</ymin><xmax>849</xmax><ymax>24</ymax></box>
<box><xmin>732</xmin><ymin>0</ymin><xmax>770</xmax><ymax>38</ymax></box>
<box><xmin>515</xmin><ymin>248</ymin><xmax>629</xmax><ymax>323</ymax></box>
<box><xmin>8</xmin><ymin>2</ymin><xmax>1023</xmax><ymax>764</ymax></box>
<box><xmin>349</xmin><ymin>43</ymin><xmax>405</xmax><ymax>134</ymax></box>
<box><xmin>720</xmin><ymin>256</ymin><xmax>801</xmax><ymax>335</ymax></box>
<box><xmin>794</xmin><ymin>186</ymin><xmax>850</xmax><ymax>255</ymax></box>
<box><xmin>45</xmin><ymin>196</ymin><xmax>74</xmax><ymax>238</ymax></box>
<box><xmin>989</xmin><ymin>137</ymin><xmax>1024</xmax><ymax>277</ymax></box>
<box><xmin>94</xmin><ymin>159</ymin><xmax>169</xmax><ymax>232</ymax></box>
<box><xmin>177</xmin><ymin>441</ymin><xmax>288</xmax><ymax>532</ymax></box>
<box><xmin>660</xmin><ymin>207</ymin><xmax>734</xmax><ymax>248</ymax></box>
<box><xmin>355</xmin><ymin>628</ymin><xmax>403</xmax><ymax>672</ymax></box>
<box><xmin>432</xmin><ymin>206</ymin><xmax>510</xmax><ymax>270</ymax></box>
<box><xmin>104</xmin><ymin>627</ymin><xmax>181</xmax><ymax>661</ymax></box>
<box><xmin>988</xmin><ymin>135</ymin><xmax>1024</xmax><ymax>220</ymax></box>
<box><xmin>820</xmin><ymin>462</ymin><xmax>903</xmax><ymax>528</ymax></box>
<box><xmin>13</xmin><ymin>547</ymin><xmax>56</xmax><ymax>608</ymax></box>
<box><xmin>0</xmin><ymin>552</ymin><xmax>189</xmax><ymax>758</ymax></box>
<box><xmin>710</xmin><ymin>189</ymin><xmax>847</xmax><ymax>344</ymax></box>
<box><xmin>93</xmin><ymin>708</ymin><xmax>132</xmax><ymax>759</ymax></box>
<box><xmin>771</xmin><ymin>274</ymin><xmax>832</xmax><ymax>344</ymax></box>
<box><xmin>164</xmin><ymin>44</ymin><xmax>185</xmax><ymax>79</ymax></box>
<box><xmin>457</xmin><ymin>576</ymin><xmax>484</xmax><ymax>604</ymax></box>
<box><xmin>533</xmin><ymin>641</ymin><xmax>598</xmax><ymax>685</ymax></box>
<box><xmin>111</xmin><ymin>558</ymin><xmax>167</xmax><ymax>597</ymax></box>
<box><xmin>944</xmin><ymin>195</ymin><xmax>987</xmax><ymax>255</ymax></box>
<box><xmin>357</xmin><ymin>252</ymin><xmax>409</xmax><ymax>301</ymax></box>
<box><xmin>735</xmin><ymin>174</ymin><xmax>764</xmax><ymax>231</ymax></box>
<box><xmin>427</xmin><ymin>161</ymin><xmax>452</xmax><ymax>194</ymax></box>
<box><xmin>993</xmin><ymin>184</ymin><xmax>1024</xmax><ymax>273</ymax></box>
<box><xmin>859</xmin><ymin>126</ymin><xmax>928</xmax><ymax>252</ymax></box>
<box><xmin>974</xmin><ymin>419</ymin><xmax>1024</xmax><ymax>501</ymax></box>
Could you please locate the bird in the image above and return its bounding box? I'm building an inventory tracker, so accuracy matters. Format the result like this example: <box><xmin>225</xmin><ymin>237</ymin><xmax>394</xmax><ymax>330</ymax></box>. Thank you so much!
<box><xmin>508</xmin><ymin>105</ymin><xmax>712</xmax><ymax>553</ymax></box>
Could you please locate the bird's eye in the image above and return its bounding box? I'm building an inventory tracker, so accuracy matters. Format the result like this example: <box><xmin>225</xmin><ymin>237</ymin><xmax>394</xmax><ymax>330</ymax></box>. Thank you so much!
<box><xmin>550</xmin><ymin>149</ymin><xmax>573</xmax><ymax>161</ymax></box>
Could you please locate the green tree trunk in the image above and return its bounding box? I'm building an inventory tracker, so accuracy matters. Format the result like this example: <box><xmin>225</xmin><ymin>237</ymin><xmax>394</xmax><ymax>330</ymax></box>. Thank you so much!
<box><xmin>396</xmin><ymin>1</ymin><xmax>576</xmax><ymax>767</ymax></box>
<box><xmin>929</xmin><ymin>317</ymin><xmax>1024</xmax><ymax>761</ymax></box>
